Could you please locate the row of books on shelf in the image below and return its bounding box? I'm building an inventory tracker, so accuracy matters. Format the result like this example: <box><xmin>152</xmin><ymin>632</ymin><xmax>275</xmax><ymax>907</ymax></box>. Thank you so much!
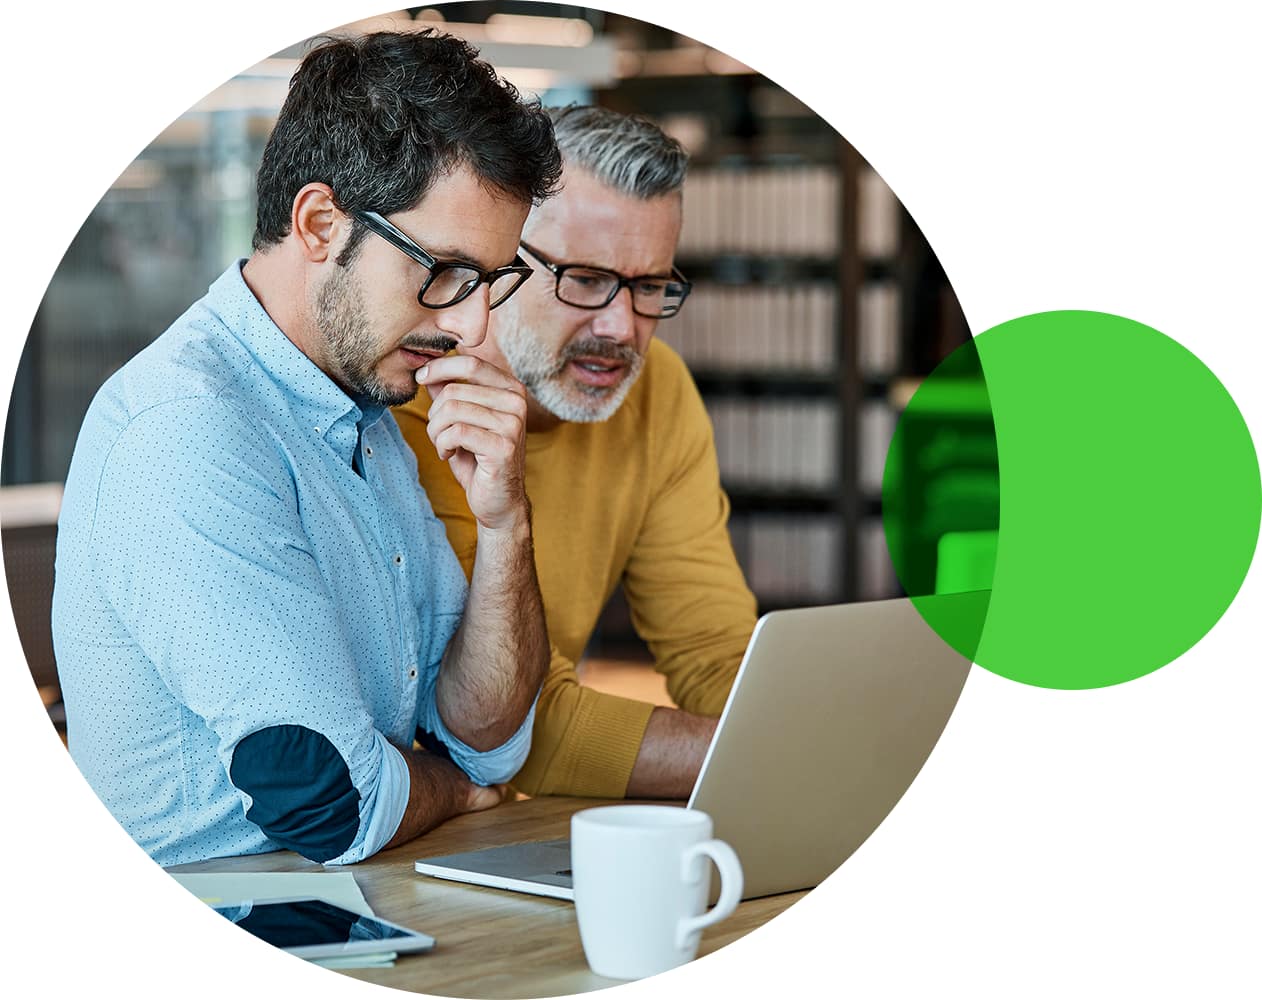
<box><xmin>710</xmin><ymin>398</ymin><xmax>835</xmax><ymax>489</ymax></box>
<box><xmin>857</xmin><ymin>402</ymin><xmax>899</xmax><ymax>495</ymax></box>
<box><xmin>708</xmin><ymin>398</ymin><xmax>898</xmax><ymax>494</ymax></box>
<box><xmin>662</xmin><ymin>280</ymin><xmax>901</xmax><ymax>376</ymax></box>
<box><xmin>677</xmin><ymin>165</ymin><xmax>901</xmax><ymax>259</ymax></box>
<box><xmin>727</xmin><ymin>514</ymin><xmax>901</xmax><ymax>604</ymax></box>
<box><xmin>856</xmin><ymin>518</ymin><xmax>902</xmax><ymax>602</ymax></box>
<box><xmin>662</xmin><ymin>283</ymin><xmax>833</xmax><ymax>371</ymax></box>
<box><xmin>729</xmin><ymin>513</ymin><xmax>836</xmax><ymax>601</ymax></box>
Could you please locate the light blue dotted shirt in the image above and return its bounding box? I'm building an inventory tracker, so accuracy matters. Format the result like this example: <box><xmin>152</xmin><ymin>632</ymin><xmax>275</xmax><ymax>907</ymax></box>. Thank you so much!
<box><xmin>52</xmin><ymin>261</ymin><xmax>534</xmax><ymax>867</ymax></box>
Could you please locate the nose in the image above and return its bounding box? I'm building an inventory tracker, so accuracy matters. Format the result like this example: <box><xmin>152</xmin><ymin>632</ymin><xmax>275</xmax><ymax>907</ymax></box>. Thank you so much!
<box><xmin>433</xmin><ymin>284</ymin><xmax>491</xmax><ymax>349</ymax></box>
<box><xmin>589</xmin><ymin>285</ymin><xmax>637</xmax><ymax>345</ymax></box>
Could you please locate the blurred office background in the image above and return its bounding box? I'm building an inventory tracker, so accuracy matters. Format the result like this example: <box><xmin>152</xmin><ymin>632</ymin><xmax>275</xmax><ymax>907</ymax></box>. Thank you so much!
<box><xmin>2</xmin><ymin>3</ymin><xmax>996</xmax><ymax>720</ymax></box>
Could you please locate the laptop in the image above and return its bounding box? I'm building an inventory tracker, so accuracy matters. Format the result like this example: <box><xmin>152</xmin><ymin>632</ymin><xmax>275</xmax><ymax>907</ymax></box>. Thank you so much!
<box><xmin>414</xmin><ymin>591</ymin><xmax>983</xmax><ymax>901</ymax></box>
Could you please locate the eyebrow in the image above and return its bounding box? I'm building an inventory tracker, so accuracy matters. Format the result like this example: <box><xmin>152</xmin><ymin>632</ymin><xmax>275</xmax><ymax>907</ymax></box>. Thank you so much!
<box><xmin>545</xmin><ymin>250</ymin><xmax>676</xmax><ymax>279</ymax></box>
<box><xmin>425</xmin><ymin>244</ymin><xmax>493</xmax><ymax>270</ymax></box>
<box><xmin>578</xmin><ymin>262</ymin><xmax>677</xmax><ymax>280</ymax></box>
<box><xmin>426</xmin><ymin>243</ymin><xmax>524</xmax><ymax>273</ymax></box>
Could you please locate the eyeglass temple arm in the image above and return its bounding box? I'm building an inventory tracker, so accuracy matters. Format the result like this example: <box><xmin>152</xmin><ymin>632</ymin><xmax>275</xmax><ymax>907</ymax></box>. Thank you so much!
<box><xmin>518</xmin><ymin>242</ymin><xmax>561</xmax><ymax>275</ymax></box>
<box><xmin>357</xmin><ymin>212</ymin><xmax>437</xmax><ymax>269</ymax></box>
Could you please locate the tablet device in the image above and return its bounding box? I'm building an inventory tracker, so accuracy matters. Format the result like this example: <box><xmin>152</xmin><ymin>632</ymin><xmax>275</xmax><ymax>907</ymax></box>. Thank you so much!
<box><xmin>211</xmin><ymin>896</ymin><xmax>436</xmax><ymax>960</ymax></box>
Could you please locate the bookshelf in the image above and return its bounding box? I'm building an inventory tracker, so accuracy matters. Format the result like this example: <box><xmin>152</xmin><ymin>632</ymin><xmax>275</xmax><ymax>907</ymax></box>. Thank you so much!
<box><xmin>648</xmin><ymin>147</ymin><xmax>908</xmax><ymax>610</ymax></box>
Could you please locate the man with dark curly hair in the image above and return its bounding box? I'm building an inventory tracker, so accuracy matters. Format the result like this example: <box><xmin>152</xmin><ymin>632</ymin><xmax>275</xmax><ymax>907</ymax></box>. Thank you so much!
<box><xmin>53</xmin><ymin>30</ymin><xmax>562</xmax><ymax>866</ymax></box>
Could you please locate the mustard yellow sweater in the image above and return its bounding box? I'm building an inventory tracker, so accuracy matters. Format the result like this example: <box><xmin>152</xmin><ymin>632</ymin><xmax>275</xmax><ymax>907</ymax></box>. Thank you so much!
<box><xmin>393</xmin><ymin>340</ymin><xmax>757</xmax><ymax>797</ymax></box>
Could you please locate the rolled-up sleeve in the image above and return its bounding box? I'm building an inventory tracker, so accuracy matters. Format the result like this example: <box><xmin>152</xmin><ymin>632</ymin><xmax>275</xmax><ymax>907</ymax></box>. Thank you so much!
<box><xmin>415</xmin><ymin>674</ymin><xmax>538</xmax><ymax>787</ymax></box>
<box><xmin>90</xmin><ymin>398</ymin><xmax>407</xmax><ymax>864</ymax></box>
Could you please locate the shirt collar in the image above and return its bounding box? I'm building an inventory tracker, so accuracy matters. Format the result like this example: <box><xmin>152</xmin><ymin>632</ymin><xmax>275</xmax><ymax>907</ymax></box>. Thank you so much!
<box><xmin>208</xmin><ymin>260</ymin><xmax>370</xmax><ymax>437</ymax></box>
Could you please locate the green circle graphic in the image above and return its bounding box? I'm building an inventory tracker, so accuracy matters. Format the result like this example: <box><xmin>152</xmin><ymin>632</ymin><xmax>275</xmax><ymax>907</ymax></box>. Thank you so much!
<box><xmin>882</xmin><ymin>310</ymin><xmax>1261</xmax><ymax>689</ymax></box>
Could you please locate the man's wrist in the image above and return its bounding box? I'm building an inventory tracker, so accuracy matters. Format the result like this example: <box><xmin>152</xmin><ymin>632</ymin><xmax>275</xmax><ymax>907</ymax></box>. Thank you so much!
<box><xmin>476</xmin><ymin>500</ymin><xmax>533</xmax><ymax>545</ymax></box>
<box><xmin>383</xmin><ymin>750</ymin><xmax>475</xmax><ymax>851</ymax></box>
<box><xmin>626</xmin><ymin>707</ymin><xmax>719</xmax><ymax>800</ymax></box>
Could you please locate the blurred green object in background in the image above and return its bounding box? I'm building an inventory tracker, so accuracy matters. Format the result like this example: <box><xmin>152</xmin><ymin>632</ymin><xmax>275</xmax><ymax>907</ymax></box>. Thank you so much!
<box><xmin>935</xmin><ymin>529</ymin><xmax>998</xmax><ymax>594</ymax></box>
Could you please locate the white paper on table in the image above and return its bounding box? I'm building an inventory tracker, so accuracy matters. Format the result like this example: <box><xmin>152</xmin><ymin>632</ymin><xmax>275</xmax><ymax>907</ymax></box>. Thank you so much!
<box><xmin>170</xmin><ymin>871</ymin><xmax>372</xmax><ymax>914</ymax></box>
<box><xmin>170</xmin><ymin>871</ymin><xmax>397</xmax><ymax>968</ymax></box>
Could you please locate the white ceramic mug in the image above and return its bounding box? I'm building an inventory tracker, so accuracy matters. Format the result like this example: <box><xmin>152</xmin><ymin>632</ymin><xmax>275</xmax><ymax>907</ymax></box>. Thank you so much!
<box><xmin>571</xmin><ymin>805</ymin><xmax>743</xmax><ymax>980</ymax></box>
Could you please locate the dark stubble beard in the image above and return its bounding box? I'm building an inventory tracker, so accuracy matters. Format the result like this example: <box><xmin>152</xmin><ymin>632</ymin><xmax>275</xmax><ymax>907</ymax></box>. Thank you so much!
<box><xmin>314</xmin><ymin>264</ymin><xmax>454</xmax><ymax>407</ymax></box>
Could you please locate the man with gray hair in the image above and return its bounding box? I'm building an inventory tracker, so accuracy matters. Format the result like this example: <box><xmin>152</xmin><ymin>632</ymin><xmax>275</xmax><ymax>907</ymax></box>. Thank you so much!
<box><xmin>396</xmin><ymin>105</ymin><xmax>758</xmax><ymax>800</ymax></box>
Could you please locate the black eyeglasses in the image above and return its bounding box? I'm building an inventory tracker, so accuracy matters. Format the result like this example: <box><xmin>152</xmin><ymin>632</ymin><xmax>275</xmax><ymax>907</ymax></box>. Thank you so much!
<box><xmin>354</xmin><ymin>211</ymin><xmax>533</xmax><ymax>310</ymax></box>
<box><xmin>518</xmin><ymin>242</ymin><xmax>692</xmax><ymax>319</ymax></box>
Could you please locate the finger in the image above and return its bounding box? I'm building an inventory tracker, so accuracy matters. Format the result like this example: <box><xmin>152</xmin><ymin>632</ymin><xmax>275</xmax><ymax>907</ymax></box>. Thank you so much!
<box><xmin>428</xmin><ymin>394</ymin><xmax>526</xmax><ymax>452</ymax></box>
<box><xmin>417</xmin><ymin>354</ymin><xmax>526</xmax><ymax>394</ymax></box>
<box><xmin>428</xmin><ymin>398</ymin><xmax>523</xmax><ymax>448</ymax></box>
<box><xmin>427</xmin><ymin>381</ymin><xmax>529</xmax><ymax>421</ymax></box>
<box><xmin>465</xmin><ymin>782</ymin><xmax>510</xmax><ymax>813</ymax></box>
<box><xmin>431</xmin><ymin>423</ymin><xmax>520</xmax><ymax>469</ymax></box>
<box><xmin>446</xmin><ymin>449</ymin><xmax>476</xmax><ymax>489</ymax></box>
<box><xmin>427</xmin><ymin>412</ymin><xmax>521</xmax><ymax>467</ymax></box>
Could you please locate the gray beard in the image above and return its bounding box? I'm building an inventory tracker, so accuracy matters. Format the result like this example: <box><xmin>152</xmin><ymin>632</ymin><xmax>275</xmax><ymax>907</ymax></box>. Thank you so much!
<box><xmin>499</xmin><ymin>322</ymin><xmax>645</xmax><ymax>423</ymax></box>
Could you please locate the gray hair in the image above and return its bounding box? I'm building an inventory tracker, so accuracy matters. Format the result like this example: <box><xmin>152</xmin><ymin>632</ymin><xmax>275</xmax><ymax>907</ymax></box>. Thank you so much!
<box><xmin>547</xmin><ymin>104</ymin><xmax>688</xmax><ymax>198</ymax></box>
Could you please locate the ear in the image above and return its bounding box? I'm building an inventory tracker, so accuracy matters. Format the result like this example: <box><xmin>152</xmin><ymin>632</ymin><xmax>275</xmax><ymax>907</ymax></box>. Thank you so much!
<box><xmin>290</xmin><ymin>183</ymin><xmax>345</xmax><ymax>263</ymax></box>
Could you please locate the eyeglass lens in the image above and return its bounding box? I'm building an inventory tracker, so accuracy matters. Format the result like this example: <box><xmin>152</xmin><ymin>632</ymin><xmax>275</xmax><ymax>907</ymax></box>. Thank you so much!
<box><xmin>420</xmin><ymin>267</ymin><xmax>524</xmax><ymax>309</ymax></box>
<box><xmin>556</xmin><ymin>268</ymin><xmax>685</xmax><ymax>317</ymax></box>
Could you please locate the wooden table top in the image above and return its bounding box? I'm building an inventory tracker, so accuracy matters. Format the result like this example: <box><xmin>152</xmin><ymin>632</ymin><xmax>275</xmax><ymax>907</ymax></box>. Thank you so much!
<box><xmin>167</xmin><ymin>795</ymin><xmax>805</xmax><ymax>998</ymax></box>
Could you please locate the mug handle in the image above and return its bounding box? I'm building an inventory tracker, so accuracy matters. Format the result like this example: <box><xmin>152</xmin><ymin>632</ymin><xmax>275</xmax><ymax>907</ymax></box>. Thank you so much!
<box><xmin>675</xmin><ymin>838</ymin><xmax>744</xmax><ymax>949</ymax></box>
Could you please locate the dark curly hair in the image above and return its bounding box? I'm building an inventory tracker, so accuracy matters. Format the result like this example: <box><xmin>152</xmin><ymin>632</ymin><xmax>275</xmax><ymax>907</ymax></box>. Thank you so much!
<box><xmin>251</xmin><ymin>29</ymin><xmax>562</xmax><ymax>255</ymax></box>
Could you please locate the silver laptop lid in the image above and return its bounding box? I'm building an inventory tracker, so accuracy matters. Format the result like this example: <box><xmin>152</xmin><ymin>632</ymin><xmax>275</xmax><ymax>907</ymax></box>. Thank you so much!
<box><xmin>689</xmin><ymin>592</ymin><xmax>981</xmax><ymax>899</ymax></box>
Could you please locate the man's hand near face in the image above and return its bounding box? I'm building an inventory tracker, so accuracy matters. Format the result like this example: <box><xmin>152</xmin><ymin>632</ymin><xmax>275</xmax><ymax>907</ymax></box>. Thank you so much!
<box><xmin>420</xmin><ymin>354</ymin><xmax>531</xmax><ymax>533</ymax></box>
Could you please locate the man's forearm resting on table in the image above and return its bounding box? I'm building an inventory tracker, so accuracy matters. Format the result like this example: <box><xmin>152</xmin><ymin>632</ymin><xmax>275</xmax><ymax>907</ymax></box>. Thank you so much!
<box><xmin>626</xmin><ymin>706</ymin><xmax>720</xmax><ymax>800</ymax></box>
<box><xmin>382</xmin><ymin>747</ymin><xmax>502</xmax><ymax>851</ymax></box>
<box><xmin>436</xmin><ymin>511</ymin><xmax>549</xmax><ymax>752</ymax></box>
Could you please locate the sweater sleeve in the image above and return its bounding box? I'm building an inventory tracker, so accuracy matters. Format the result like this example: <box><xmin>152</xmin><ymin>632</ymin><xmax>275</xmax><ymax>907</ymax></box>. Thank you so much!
<box><xmin>509</xmin><ymin>645</ymin><xmax>656</xmax><ymax>798</ymax></box>
<box><xmin>622</xmin><ymin>347</ymin><xmax>759</xmax><ymax>717</ymax></box>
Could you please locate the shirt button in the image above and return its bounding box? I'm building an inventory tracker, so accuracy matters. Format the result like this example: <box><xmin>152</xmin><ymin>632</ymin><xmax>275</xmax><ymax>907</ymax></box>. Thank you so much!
<box><xmin>393</xmin><ymin>553</ymin><xmax>403</xmax><ymax>566</ymax></box>
<box><xmin>408</xmin><ymin>666</ymin><xmax>417</xmax><ymax>679</ymax></box>
<box><xmin>364</xmin><ymin>445</ymin><xmax>373</xmax><ymax>458</ymax></box>
<box><xmin>313</xmin><ymin>426</ymin><xmax>321</xmax><ymax>435</ymax></box>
